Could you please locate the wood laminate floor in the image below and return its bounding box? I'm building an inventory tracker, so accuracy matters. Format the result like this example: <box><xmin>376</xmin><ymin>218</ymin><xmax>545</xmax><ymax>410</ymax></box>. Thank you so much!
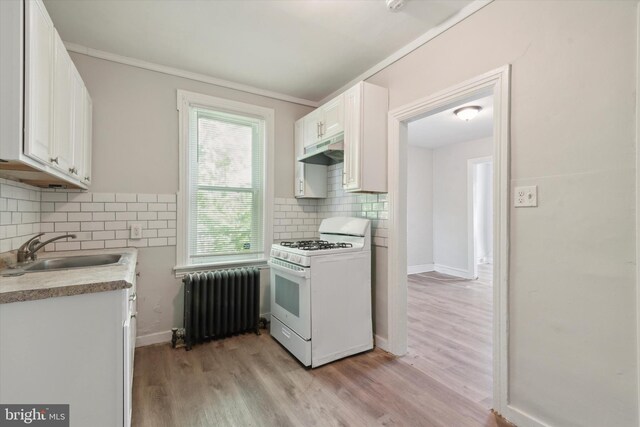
<box><xmin>406</xmin><ymin>264</ymin><xmax>493</xmax><ymax>409</ymax></box>
<box><xmin>132</xmin><ymin>264</ymin><xmax>499</xmax><ymax>427</ymax></box>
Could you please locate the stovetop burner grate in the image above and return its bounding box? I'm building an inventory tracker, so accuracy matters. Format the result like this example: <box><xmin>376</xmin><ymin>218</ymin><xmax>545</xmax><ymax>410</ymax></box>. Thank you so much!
<box><xmin>280</xmin><ymin>240</ymin><xmax>353</xmax><ymax>251</ymax></box>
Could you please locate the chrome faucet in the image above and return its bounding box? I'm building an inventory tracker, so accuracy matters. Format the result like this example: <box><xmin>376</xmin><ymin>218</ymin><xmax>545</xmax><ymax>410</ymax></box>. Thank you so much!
<box><xmin>17</xmin><ymin>233</ymin><xmax>77</xmax><ymax>263</ymax></box>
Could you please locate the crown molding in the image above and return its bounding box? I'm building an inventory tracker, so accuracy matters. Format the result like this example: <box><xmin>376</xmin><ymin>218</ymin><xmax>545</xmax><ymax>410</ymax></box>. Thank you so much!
<box><xmin>64</xmin><ymin>0</ymin><xmax>492</xmax><ymax>109</ymax></box>
<box><xmin>64</xmin><ymin>42</ymin><xmax>319</xmax><ymax>108</ymax></box>
<box><xmin>318</xmin><ymin>0</ymin><xmax>494</xmax><ymax>104</ymax></box>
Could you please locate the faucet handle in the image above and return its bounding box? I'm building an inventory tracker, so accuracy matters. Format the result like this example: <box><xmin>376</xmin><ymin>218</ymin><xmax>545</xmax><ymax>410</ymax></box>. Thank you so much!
<box><xmin>17</xmin><ymin>233</ymin><xmax>44</xmax><ymax>253</ymax></box>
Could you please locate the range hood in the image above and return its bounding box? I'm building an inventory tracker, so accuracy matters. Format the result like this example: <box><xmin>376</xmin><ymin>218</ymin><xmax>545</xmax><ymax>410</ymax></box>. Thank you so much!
<box><xmin>297</xmin><ymin>135</ymin><xmax>344</xmax><ymax>166</ymax></box>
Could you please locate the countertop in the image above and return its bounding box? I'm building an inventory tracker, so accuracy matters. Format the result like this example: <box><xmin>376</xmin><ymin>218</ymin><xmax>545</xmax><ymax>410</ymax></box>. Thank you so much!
<box><xmin>0</xmin><ymin>248</ymin><xmax>137</xmax><ymax>304</ymax></box>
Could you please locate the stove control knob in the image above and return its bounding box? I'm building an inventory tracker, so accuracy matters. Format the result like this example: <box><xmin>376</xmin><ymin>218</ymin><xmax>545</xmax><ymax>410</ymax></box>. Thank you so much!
<box><xmin>282</xmin><ymin>252</ymin><xmax>289</xmax><ymax>260</ymax></box>
<box><xmin>294</xmin><ymin>256</ymin><xmax>302</xmax><ymax>264</ymax></box>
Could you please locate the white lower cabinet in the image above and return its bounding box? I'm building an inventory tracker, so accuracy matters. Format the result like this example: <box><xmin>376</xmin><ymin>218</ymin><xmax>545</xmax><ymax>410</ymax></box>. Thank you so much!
<box><xmin>0</xmin><ymin>285</ymin><xmax>137</xmax><ymax>427</ymax></box>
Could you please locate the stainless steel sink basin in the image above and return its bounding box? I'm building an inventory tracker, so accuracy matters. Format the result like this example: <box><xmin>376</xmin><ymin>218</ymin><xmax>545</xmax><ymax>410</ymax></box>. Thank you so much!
<box><xmin>22</xmin><ymin>254</ymin><xmax>123</xmax><ymax>272</ymax></box>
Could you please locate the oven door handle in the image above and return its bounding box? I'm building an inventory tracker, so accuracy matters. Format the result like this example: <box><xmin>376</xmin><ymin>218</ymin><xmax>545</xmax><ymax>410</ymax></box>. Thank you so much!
<box><xmin>268</xmin><ymin>261</ymin><xmax>309</xmax><ymax>278</ymax></box>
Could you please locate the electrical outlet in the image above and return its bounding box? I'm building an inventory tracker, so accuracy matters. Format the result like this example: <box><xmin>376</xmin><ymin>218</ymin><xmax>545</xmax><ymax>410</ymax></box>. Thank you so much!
<box><xmin>514</xmin><ymin>186</ymin><xmax>537</xmax><ymax>207</ymax></box>
<box><xmin>130</xmin><ymin>224</ymin><xmax>142</xmax><ymax>239</ymax></box>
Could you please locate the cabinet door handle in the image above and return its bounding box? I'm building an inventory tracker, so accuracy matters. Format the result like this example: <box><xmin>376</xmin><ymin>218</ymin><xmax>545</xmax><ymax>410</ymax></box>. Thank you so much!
<box><xmin>342</xmin><ymin>172</ymin><xmax>347</xmax><ymax>186</ymax></box>
<box><xmin>50</xmin><ymin>157</ymin><xmax>59</xmax><ymax>164</ymax></box>
<box><xmin>84</xmin><ymin>176</ymin><xmax>91</xmax><ymax>182</ymax></box>
<box><xmin>129</xmin><ymin>292</ymin><xmax>137</xmax><ymax>302</ymax></box>
<box><xmin>319</xmin><ymin>121</ymin><xmax>324</xmax><ymax>137</ymax></box>
<box><xmin>299</xmin><ymin>179</ymin><xmax>304</xmax><ymax>193</ymax></box>
<box><xmin>316</xmin><ymin>122</ymin><xmax>320</xmax><ymax>138</ymax></box>
<box><xmin>69</xmin><ymin>167</ymin><xmax>78</xmax><ymax>175</ymax></box>
<box><xmin>131</xmin><ymin>313</ymin><xmax>137</xmax><ymax>319</ymax></box>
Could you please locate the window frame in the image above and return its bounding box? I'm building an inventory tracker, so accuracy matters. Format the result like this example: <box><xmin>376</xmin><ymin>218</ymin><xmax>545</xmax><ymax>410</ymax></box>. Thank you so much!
<box><xmin>175</xmin><ymin>90</ymin><xmax>274</xmax><ymax>274</ymax></box>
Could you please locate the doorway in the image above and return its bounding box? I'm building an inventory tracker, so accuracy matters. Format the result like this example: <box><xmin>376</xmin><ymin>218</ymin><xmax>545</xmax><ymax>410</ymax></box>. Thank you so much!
<box><xmin>385</xmin><ymin>66</ymin><xmax>511</xmax><ymax>415</ymax></box>
<box><xmin>405</xmin><ymin>94</ymin><xmax>495</xmax><ymax>408</ymax></box>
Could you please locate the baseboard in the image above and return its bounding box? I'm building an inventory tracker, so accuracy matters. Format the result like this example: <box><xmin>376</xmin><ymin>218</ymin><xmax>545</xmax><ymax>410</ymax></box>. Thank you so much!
<box><xmin>375</xmin><ymin>334</ymin><xmax>389</xmax><ymax>351</ymax></box>
<box><xmin>136</xmin><ymin>313</ymin><xmax>272</xmax><ymax>348</ymax></box>
<box><xmin>407</xmin><ymin>263</ymin><xmax>435</xmax><ymax>274</ymax></box>
<box><xmin>136</xmin><ymin>330</ymin><xmax>172</xmax><ymax>348</ymax></box>
<box><xmin>434</xmin><ymin>264</ymin><xmax>476</xmax><ymax>280</ymax></box>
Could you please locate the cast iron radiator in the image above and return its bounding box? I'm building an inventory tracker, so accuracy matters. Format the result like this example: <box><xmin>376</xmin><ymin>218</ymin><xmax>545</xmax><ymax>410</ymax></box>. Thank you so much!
<box><xmin>182</xmin><ymin>267</ymin><xmax>260</xmax><ymax>350</ymax></box>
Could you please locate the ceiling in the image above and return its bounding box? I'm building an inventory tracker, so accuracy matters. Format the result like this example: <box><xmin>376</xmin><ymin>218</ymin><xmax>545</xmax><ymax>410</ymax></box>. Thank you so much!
<box><xmin>42</xmin><ymin>0</ymin><xmax>474</xmax><ymax>103</ymax></box>
<box><xmin>408</xmin><ymin>95</ymin><xmax>493</xmax><ymax>149</ymax></box>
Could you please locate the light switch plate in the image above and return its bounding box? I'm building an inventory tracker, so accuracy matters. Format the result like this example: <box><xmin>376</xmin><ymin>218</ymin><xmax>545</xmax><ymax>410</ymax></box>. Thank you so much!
<box><xmin>514</xmin><ymin>186</ymin><xmax>537</xmax><ymax>207</ymax></box>
<box><xmin>130</xmin><ymin>224</ymin><xmax>142</xmax><ymax>239</ymax></box>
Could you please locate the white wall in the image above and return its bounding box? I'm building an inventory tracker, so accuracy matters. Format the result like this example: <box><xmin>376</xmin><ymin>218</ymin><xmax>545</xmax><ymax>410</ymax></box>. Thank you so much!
<box><xmin>433</xmin><ymin>137</ymin><xmax>492</xmax><ymax>274</ymax></box>
<box><xmin>367</xmin><ymin>1</ymin><xmax>638</xmax><ymax>425</ymax></box>
<box><xmin>473</xmin><ymin>161</ymin><xmax>493</xmax><ymax>264</ymax></box>
<box><xmin>407</xmin><ymin>145</ymin><xmax>433</xmax><ymax>271</ymax></box>
<box><xmin>67</xmin><ymin>52</ymin><xmax>313</xmax><ymax>343</ymax></box>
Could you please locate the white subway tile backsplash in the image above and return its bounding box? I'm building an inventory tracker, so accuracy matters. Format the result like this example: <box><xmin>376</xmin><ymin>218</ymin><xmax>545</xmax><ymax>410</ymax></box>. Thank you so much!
<box><xmin>67</xmin><ymin>192</ymin><xmax>92</xmax><ymax>202</ymax></box>
<box><xmin>93</xmin><ymin>231</ymin><xmax>115</xmax><ymax>240</ymax></box>
<box><xmin>142</xmin><ymin>229</ymin><xmax>157</xmax><ymax>238</ymax></box>
<box><xmin>81</xmin><ymin>240</ymin><xmax>105</xmax><ymax>250</ymax></box>
<box><xmin>2</xmin><ymin>167</ymin><xmax>387</xmax><ymax>257</ymax></box>
<box><xmin>105</xmin><ymin>239</ymin><xmax>127</xmax><ymax>249</ymax></box>
<box><xmin>42</xmin><ymin>192</ymin><xmax>67</xmax><ymax>202</ymax></box>
<box><xmin>68</xmin><ymin>212</ymin><xmax>92</xmax><ymax>222</ymax></box>
<box><xmin>158</xmin><ymin>194</ymin><xmax>176</xmax><ymax>203</ymax></box>
<box><xmin>138</xmin><ymin>211</ymin><xmax>157</xmax><ymax>221</ymax></box>
<box><xmin>81</xmin><ymin>222</ymin><xmax>105</xmax><ymax>231</ymax></box>
<box><xmin>93</xmin><ymin>212</ymin><xmax>116</xmax><ymax>221</ymax></box>
<box><xmin>148</xmin><ymin>203</ymin><xmax>167</xmax><ymax>212</ymax></box>
<box><xmin>55</xmin><ymin>222</ymin><xmax>80</xmax><ymax>232</ymax></box>
<box><xmin>116</xmin><ymin>193</ymin><xmax>137</xmax><ymax>203</ymax></box>
<box><xmin>93</xmin><ymin>193</ymin><xmax>115</xmax><ymax>203</ymax></box>
<box><xmin>105</xmin><ymin>203</ymin><xmax>126</xmax><ymax>211</ymax></box>
<box><xmin>138</xmin><ymin>194</ymin><xmax>157</xmax><ymax>203</ymax></box>
<box><xmin>81</xmin><ymin>203</ymin><xmax>104</xmax><ymax>212</ymax></box>
<box><xmin>116</xmin><ymin>212</ymin><xmax>136</xmax><ymax>221</ymax></box>
<box><xmin>127</xmin><ymin>203</ymin><xmax>147</xmax><ymax>211</ymax></box>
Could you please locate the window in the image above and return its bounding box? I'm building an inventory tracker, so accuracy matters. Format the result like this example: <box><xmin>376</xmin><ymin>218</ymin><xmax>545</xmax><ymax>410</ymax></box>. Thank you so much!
<box><xmin>176</xmin><ymin>91</ymin><xmax>274</xmax><ymax>271</ymax></box>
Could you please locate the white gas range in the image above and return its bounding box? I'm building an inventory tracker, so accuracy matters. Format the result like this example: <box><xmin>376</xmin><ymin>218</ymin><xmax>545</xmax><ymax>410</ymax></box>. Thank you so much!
<box><xmin>268</xmin><ymin>216</ymin><xmax>373</xmax><ymax>368</ymax></box>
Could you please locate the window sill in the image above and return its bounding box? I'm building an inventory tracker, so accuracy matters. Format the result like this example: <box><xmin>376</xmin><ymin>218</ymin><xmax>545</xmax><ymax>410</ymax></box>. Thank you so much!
<box><xmin>174</xmin><ymin>259</ymin><xmax>269</xmax><ymax>278</ymax></box>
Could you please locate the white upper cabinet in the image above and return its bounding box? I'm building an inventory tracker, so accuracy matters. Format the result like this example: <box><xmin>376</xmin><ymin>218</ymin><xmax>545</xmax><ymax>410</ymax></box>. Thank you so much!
<box><xmin>70</xmin><ymin>67</ymin><xmax>85</xmax><ymax>180</ymax></box>
<box><xmin>302</xmin><ymin>94</ymin><xmax>345</xmax><ymax>148</ymax></box>
<box><xmin>295</xmin><ymin>81</ymin><xmax>388</xmax><ymax>195</ymax></box>
<box><xmin>0</xmin><ymin>0</ymin><xmax>92</xmax><ymax>189</ymax></box>
<box><xmin>303</xmin><ymin>109</ymin><xmax>322</xmax><ymax>148</ymax></box>
<box><xmin>294</xmin><ymin>118</ymin><xmax>327</xmax><ymax>199</ymax></box>
<box><xmin>342</xmin><ymin>82</ymin><xmax>388</xmax><ymax>193</ymax></box>
<box><xmin>320</xmin><ymin>94</ymin><xmax>344</xmax><ymax>140</ymax></box>
<box><xmin>52</xmin><ymin>31</ymin><xmax>74</xmax><ymax>173</ymax></box>
<box><xmin>24</xmin><ymin>0</ymin><xmax>54</xmax><ymax>165</ymax></box>
<box><xmin>83</xmin><ymin>92</ymin><xmax>93</xmax><ymax>184</ymax></box>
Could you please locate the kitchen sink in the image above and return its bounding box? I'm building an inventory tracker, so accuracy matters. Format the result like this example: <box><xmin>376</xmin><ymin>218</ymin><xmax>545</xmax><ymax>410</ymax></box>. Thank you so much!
<box><xmin>21</xmin><ymin>254</ymin><xmax>123</xmax><ymax>273</ymax></box>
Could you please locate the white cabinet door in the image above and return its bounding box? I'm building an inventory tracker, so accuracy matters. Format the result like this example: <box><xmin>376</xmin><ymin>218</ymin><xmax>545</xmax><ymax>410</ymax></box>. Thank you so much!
<box><xmin>302</xmin><ymin>110</ymin><xmax>321</xmax><ymax>148</ymax></box>
<box><xmin>294</xmin><ymin>118</ymin><xmax>327</xmax><ymax>199</ymax></box>
<box><xmin>24</xmin><ymin>0</ymin><xmax>54</xmax><ymax>165</ymax></box>
<box><xmin>51</xmin><ymin>32</ymin><xmax>74</xmax><ymax>174</ymax></box>
<box><xmin>70</xmin><ymin>69</ymin><xmax>85</xmax><ymax>180</ymax></box>
<box><xmin>83</xmin><ymin>92</ymin><xmax>93</xmax><ymax>184</ymax></box>
<box><xmin>294</xmin><ymin>118</ymin><xmax>305</xmax><ymax>197</ymax></box>
<box><xmin>320</xmin><ymin>94</ymin><xmax>344</xmax><ymax>140</ymax></box>
<box><xmin>343</xmin><ymin>84</ymin><xmax>362</xmax><ymax>191</ymax></box>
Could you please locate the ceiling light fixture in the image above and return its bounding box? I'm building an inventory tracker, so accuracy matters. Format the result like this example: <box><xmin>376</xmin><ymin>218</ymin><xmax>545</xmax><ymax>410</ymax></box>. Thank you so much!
<box><xmin>386</xmin><ymin>0</ymin><xmax>406</xmax><ymax>12</ymax></box>
<box><xmin>454</xmin><ymin>106</ymin><xmax>482</xmax><ymax>121</ymax></box>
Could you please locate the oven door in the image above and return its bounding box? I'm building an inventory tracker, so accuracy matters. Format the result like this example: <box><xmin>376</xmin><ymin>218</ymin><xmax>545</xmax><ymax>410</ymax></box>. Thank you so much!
<box><xmin>269</xmin><ymin>258</ymin><xmax>311</xmax><ymax>340</ymax></box>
